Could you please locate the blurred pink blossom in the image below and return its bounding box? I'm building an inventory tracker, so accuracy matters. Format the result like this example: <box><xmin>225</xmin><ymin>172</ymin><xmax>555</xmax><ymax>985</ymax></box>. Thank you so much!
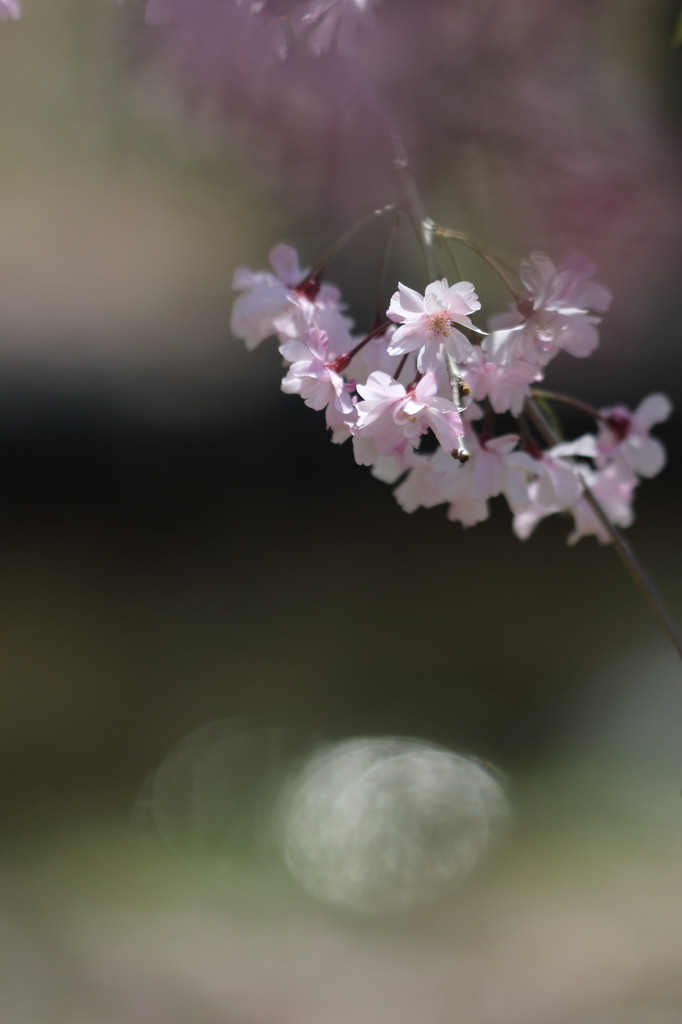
<box><xmin>488</xmin><ymin>252</ymin><xmax>611</xmax><ymax>366</ymax></box>
<box><xmin>292</xmin><ymin>0</ymin><xmax>380</xmax><ymax>56</ymax></box>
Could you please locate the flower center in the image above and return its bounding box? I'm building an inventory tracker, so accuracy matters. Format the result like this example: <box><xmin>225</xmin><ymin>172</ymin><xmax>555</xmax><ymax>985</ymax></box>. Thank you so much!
<box><xmin>428</xmin><ymin>312</ymin><xmax>452</xmax><ymax>336</ymax></box>
<box><xmin>605</xmin><ymin>412</ymin><xmax>631</xmax><ymax>443</ymax></box>
<box><xmin>531</xmin><ymin>312</ymin><xmax>559</xmax><ymax>342</ymax></box>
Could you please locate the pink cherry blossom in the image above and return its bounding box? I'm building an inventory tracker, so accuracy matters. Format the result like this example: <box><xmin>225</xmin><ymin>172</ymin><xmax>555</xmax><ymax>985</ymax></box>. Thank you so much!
<box><xmin>443</xmin><ymin>474</ymin><xmax>490</xmax><ymax>527</ymax></box>
<box><xmin>489</xmin><ymin>252</ymin><xmax>611</xmax><ymax>367</ymax></box>
<box><xmin>595</xmin><ymin>393</ymin><xmax>672</xmax><ymax>478</ymax></box>
<box><xmin>0</xmin><ymin>0</ymin><xmax>21</xmax><ymax>19</ymax></box>
<box><xmin>231</xmin><ymin>244</ymin><xmax>307</xmax><ymax>350</ymax></box>
<box><xmin>292</xmin><ymin>0</ymin><xmax>379</xmax><ymax>57</ymax></box>
<box><xmin>513</xmin><ymin>455</ymin><xmax>635</xmax><ymax>544</ymax></box>
<box><xmin>467</xmin><ymin>435</ymin><xmax>536</xmax><ymax>510</ymax></box>
<box><xmin>370</xmin><ymin>450</ymin><xmax>418</xmax><ymax>486</ymax></box>
<box><xmin>567</xmin><ymin>463</ymin><xmax>637</xmax><ymax>545</ymax></box>
<box><xmin>431</xmin><ymin>446</ymin><xmax>490</xmax><ymax>527</ymax></box>
<box><xmin>463</xmin><ymin>345</ymin><xmax>540</xmax><ymax>415</ymax></box>
<box><xmin>277</xmin><ymin>292</ymin><xmax>354</xmax><ymax>362</ymax></box>
<box><xmin>387</xmin><ymin>279</ymin><xmax>483</xmax><ymax>372</ymax></box>
<box><xmin>231</xmin><ymin>244</ymin><xmax>351</xmax><ymax>352</ymax></box>
<box><xmin>391</xmin><ymin>446</ymin><xmax>471</xmax><ymax>519</ymax></box>
<box><xmin>393</xmin><ymin>430</ymin><xmax>535</xmax><ymax>523</ymax></box>
<box><xmin>393</xmin><ymin>453</ymin><xmax>445</xmax><ymax>513</ymax></box>
<box><xmin>530</xmin><ymin>449</ymin><xmax>582</xmax><ymax>510</ymax></box>
<box><xmin>393</xmin><ymin>437</ymin><xmax>488</xmax><ymax>525</ymax></box>
<box><xmin>352</xmin><ymin>370</ymin><xmax>464</xmax><ymax>466</ymax></box>
<box><xmin>512</xmin><ymin>447</ymin><xmax>584</xmax><ymax>540</ymax></box>
<box><xmin>281</xmin><ymin>328</ymin><xmax>355</xmax><ymax>432</ymax></box>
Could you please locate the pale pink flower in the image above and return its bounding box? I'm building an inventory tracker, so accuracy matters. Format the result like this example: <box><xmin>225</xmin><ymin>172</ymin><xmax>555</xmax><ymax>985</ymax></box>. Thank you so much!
<box><xmin>489</xmin><ymin>252</ymin><xmax>611</xmax><ymax>367</ymax></box>
<box><xmin>512</xmin><ymin>484</ymin><xmax>550</xmax><ymax>541</ymax></box>
<box><xmin>370</xmin><ymin>450</ymin><xmax>417</xmax><ymax>485</ymax></box>
<box><xmin>391</xmin><ymin>445</ymin><xmax>485</xmax><ymax>524</ymax></box>
<box><xmin>231</xmin><ymin>244</ymin><xmax>351</xmax><ymax>352</ymax></box>
<box><xmin>325</xmin><ymin>397</ymin><xmax>357</xmax><ymax>445</ymax></box>
<box><xmin>352</xmin><ymin>370</ymin><xmax>464</xmax><ymax>465</ymax></box>
<box><xmin>395</xmin><ymin>428</ymin><xmax>529</xmax><ymax>524</ymax></box>
<box><xmin>469</xmin><ymin>435</ymin><xmax>536</xmax><ymax>511</ymax></box>
<box><xmin>292</xmin><ymin>0</ymin><xmax>379</xmax><ymax>57</ymax></box>
<box><xmin>463</xmin><ymin>345</ymin><xmax>540</xmax><ymax>415</ymax></box>
<box><xmin>567</xmin><ymin>464</ymin><xmax>637</xmax><ymax>545</ymax></box>
<box><xmin>512</xmin><ymin>447</ymin><xmax>584</xmax><ymax>540</ymax></box>
<box><xmin>387</xmin><ymin>279</ymin><xmax>483</xmax><ymax>372</ymax></box>
<box><xmin>531</xmin><ymin>450</ymin><xmax>582</xmax><ymax>510</ymax></box>
<box><xmin>393</xmin><ymin>453</ymin><xmax>444</xmax><ymax>513</ymax></box>
<box><xmin>445</xmin><ymin>482</ymin><xmax>490</xmax><ymax>528</ymax></box>
<box><xmin>397</xmin><ymin>430</ymin><xmax>535</xmax><ymax>524</ymax></box>
<box><xmin>595</xmin><ymin>393</ymin><xmax>672</xmax><ymax>478</ymax></box>
<box><xmin>514</xmin><ymin>457</ymin><xmax>635</xmax><ymax>544</ymax></box>
<box><xmin>0</xmin><ymin>0</ymin><xmax>21</xmax><ymax>18</ymax></box>
<box><xmin>231</xmin><ymin>244</ymin><xmax>306</xmax><ymax>350</ymax></box>
<box><xmin>277</xmin><ymin>292</ymin><xmax>354</xmax><ymax>362</ymax></box>
<box><xmin>432</xmin><ymin>446</ymin><xmax>490</xmax><ymax>527</ymax></box>
<box><xmin>281</xmin><ymin>328</ymin><xmax>355</xmax><ymax>432</ymax></box>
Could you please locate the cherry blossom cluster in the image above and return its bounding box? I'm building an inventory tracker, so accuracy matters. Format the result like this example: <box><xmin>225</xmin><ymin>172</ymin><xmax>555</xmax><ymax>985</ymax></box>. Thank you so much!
<box><xmin>231</xmin><ymin>242</ymin><xmax>672</xmax><ymax>545</ymax></box>
<box><xmin>141</xmin><ymin>0</ymin><xmax>379</xmax><ymax>58</ymax></box>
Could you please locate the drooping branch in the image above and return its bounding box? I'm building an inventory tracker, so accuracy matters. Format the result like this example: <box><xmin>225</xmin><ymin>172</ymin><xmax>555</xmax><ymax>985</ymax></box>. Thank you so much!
<box><xmin>524</xmin><ymin>396</ymin><xmax>682</xmax><ymax>660</ymax></box>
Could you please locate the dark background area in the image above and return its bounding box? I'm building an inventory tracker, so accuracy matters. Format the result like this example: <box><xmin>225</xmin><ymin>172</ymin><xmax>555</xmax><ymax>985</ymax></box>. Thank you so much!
<box><xmin>0</xmin><ymin>375</ymin><xmax>679</xmax><ymax>833</ymax></box>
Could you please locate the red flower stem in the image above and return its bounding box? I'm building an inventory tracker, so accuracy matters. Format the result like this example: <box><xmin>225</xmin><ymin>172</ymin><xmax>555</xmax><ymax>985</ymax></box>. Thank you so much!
<box><xmin>328</xmin><ymin>321</ymin><xmax>390</xmax><ymax>374</ymax></box>
<box><xmin>524</xmin><ymin>396</ymin><xmax>682</xmax><ymax>660</ymax></box>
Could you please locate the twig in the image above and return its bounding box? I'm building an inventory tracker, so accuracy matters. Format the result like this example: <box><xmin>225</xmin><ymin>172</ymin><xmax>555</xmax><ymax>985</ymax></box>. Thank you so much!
<box><xmin>391</xmin><ymin>132</ymin><xmax>439</xmax><ymax>281</ymax></box>
<box><xmin>434</xmin><ymin>227</ymin><xmax>520</xmax><ymax>300</ymax></box>
<box><xmin>531</xmin><ymin>388</ymin><xmax>603</xmax><ymax>422</ymax></box>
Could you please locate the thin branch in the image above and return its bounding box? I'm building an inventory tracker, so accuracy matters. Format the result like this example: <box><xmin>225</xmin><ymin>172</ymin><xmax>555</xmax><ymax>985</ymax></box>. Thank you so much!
<box><xmin>433</xmin><ymin>227</ymin><xmax>518</xmax><ymax>275</ymax></box>
<box><xmin>531</xmin><ymin>388</ymin><xmax>603</xmax><ymax>422</ymax></box>
<box><xmin>434</xmin><ymin>227</ymin><xmax>520</xmax><ymax>299</ymax></box>
<box><xmin>392</xmin><ymin>132</ymin><xmax>439</xmax><ymax>281</ymax></box>
<box><xmin>444</xmin><ymin>349</ymin><xmax>465</xmax><ymax>411</ymax></box>
<box><xmin>436</xmin><ymin>236</ymin><xmax>463</xmax><ymax>283</ymax></box>
<box><xmin>373</xmin><ymin>215</ymin><xmax>399</xmax><ymax>327</ymax></box>
<box><xmin>306</xmin><ymin>202</ymin><xmax>398</xmax><ymax>283</ymax></box>
<box><xmin>524</xmin><ymin>396</ymin><xmax>682</xmax><ymax>659</ymax></box>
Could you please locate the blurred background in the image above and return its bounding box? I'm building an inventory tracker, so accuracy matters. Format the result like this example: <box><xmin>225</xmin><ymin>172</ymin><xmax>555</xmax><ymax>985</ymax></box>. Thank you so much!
<box><xmin>2</xmin><ymin>1</ymin><xmax>682</xmax><ymax>1021</ymax></box>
